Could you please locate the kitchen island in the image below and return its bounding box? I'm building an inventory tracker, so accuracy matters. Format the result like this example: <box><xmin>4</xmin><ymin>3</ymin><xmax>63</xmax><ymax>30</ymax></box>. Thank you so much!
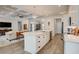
<box><xmin>64</xmin><ymin>34</ymin><xmax>79</xmax><ymax>54</ymax></box>
<box><xmin>24</xmin><ymin>31</ymin><xmax>50</xmax><ymax>54</ymax></box>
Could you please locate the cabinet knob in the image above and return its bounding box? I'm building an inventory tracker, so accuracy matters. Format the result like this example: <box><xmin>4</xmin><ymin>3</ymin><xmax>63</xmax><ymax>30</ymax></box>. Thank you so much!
<box><xmin>38</xmin><ymin>46</ymin><xmax>40</xmax><ymax>48</ymax></box>
<box><xmin>38</xmin><ymin>41</ymin><xmax>40</xmax><ymax>42</ymax></box>
<box><xmin>37</xmin><ymin>36</ymin><xmax>40</xmax><ymax>38</ymax></box>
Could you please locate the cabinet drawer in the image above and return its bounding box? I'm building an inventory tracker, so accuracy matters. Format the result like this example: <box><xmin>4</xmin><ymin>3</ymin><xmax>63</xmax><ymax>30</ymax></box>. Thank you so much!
<box><xmin>36</xmin><ymin>35</ymin><xmax>42</xmax><ymax>39</ymax></box>
<box><xmin>36</xmin><ymin>36</ymin><xmax>43</xmax><ymax>41</ymax></box>
<box><xmin>36</xmin><ymin>37</ymin><xmax>43</xmax><ymax>43</ymax></box>
<box><xmin>36</xmin><ymin>45</ymin><xmax>42</xmax><ymax>51</ymax></box>
<box><xmin>36</xmin><ymin>40</ymin><xmax>42</xmax><ymax>49</ymax></box>
<box><xmin>36</xmin><ymin>40</ymin><xmax>41</xmax><ymax>45</ymax></box>
<box><xmin>36</xmin><ymin>40</ymin><xmax>44</xmax><ymax>51</ymax></box>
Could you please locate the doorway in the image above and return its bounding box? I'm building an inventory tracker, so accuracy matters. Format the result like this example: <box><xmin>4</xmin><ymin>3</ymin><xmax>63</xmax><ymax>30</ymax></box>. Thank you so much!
<box><xmin>55</xmin><ymin>18</ymin><xmax>62</xmax><ymax>34</ymax></box>
<box><xmin>61</xmin><ymin>22</ymin><xmax>64</xmax><ymax>34</ymax></box>
<box><xmin>18</xmin><ymin>21</ymin><xmax>22</xmax><ymax>31</ymax></box>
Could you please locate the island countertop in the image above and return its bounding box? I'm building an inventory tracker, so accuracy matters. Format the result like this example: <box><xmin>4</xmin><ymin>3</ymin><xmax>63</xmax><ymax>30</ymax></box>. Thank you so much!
<box><xmin>64</xmin><ymin>34</ymin><xmax>79</xmax><ymax>43</ymax></box>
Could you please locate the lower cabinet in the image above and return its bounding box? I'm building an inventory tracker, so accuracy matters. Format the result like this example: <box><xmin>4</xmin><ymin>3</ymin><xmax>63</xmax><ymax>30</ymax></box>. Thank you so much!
<box><xmin>64</xmin><ymin>34</ymin><xmax>79</xmax><ymax>54</ymax></box>
<box><xmin>64</xmin><ymin>41</ymin><xmax>79</xmax><ymax>54</ymax></box>
<box><xmin>24</xmin><ymin>31</ymin><xmax>50</xmax><ymax>54</ymax></box>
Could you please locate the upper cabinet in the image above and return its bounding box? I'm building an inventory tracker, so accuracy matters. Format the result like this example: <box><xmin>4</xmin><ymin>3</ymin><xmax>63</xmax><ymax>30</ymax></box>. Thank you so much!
<box><xmin>68</xmin><ymin>6</ymin><xmax>79</xmax><ymax>26</ymax></box>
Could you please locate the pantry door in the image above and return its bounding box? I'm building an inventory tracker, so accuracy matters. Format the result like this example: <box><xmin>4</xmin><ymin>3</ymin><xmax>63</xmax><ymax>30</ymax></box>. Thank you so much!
<box><xmin>55</xmin><ymin>18</ymin><xmax>62</xmax><ymax>34</ymax></box>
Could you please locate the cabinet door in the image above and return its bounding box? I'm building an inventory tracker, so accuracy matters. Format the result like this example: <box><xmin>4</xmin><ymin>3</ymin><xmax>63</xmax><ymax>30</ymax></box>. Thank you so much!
<box><xmin>24</xmin><ymin>35</ymin><xmax>37</xmax><ymax>53</ymax></box>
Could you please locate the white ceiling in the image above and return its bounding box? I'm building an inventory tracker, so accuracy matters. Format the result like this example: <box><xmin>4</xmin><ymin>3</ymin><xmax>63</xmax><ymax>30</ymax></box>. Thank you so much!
<box><xmin>0</xmin><ymin>5</ymin><xmax>69</xmax><ymax>17</ymax></box>
<box><xmin>11</xmin><ymin>5</ymin><xmax>69</xmax><ymax>16</ymax></box>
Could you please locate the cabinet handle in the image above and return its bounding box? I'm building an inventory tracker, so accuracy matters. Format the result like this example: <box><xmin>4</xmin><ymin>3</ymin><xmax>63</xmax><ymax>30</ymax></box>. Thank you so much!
<box><xmin>38</xmin><ymin>46</ymin><xmax>40</xmax><ymax>48</ymax></box>
<box><xmin>38</xmin><ymin>41</ymin><xmax>40</xmax><ymax>42</ymax></box>
<box><xmin>38</xmin><ymin>36</ymin><xmax>40</xmax><ymax>38</ymax></box>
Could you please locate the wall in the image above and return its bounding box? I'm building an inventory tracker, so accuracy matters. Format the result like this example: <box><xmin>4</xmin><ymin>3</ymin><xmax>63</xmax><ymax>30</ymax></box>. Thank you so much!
<box><xmin>57</xmin><ymin>6</ymin><xmax>79</xmax><ymax>34</ymax></box>
<box><xmin>53</xmin><ymin>6</ymin><xmax>79</xmax><ymax>34</ymax></box>
<box><xmin>53</xmin><ymin>14</ymin><xmax>70</xmax><ymax>34</ymax></box>
<box><xmin>61</xmin><ymin>6</ymin><xmax>79</xmax><ymax>34</ymax></box>
<box><xmin>68</xmin><ymin>5</ymin><xmax>79</xmax><ymax>26</ymax></box>
<box><xmin>21</xmin><ymin>18</ymin><xmax>29</xmax><ymax>31</ymax></box>
<box><xmin>0</xmin><ymin>16</ymin><xmax>31</xmax><ymax>32</ymax></box>
<box><xmin>0</xmin><ymin>18</ymin><xmax>13</xmax><ymax>29</ymax></box>
<box><xmin>46</xmin><ymin>16</ymin><xmax>55</xmax><ymax>36</ymax></box>
<box><xmin>39</xmin><ymin>15</ymin><xmax>69</xmax><ymax>35</ymax></box>
<box><xmin>62</xmin><ymin>14</ymin><xmax>70</xmax><ymax>34</ymax></box>
<box><xmin>38</xmin><ymin>16</ymin><xmax>55</xmax><ymax>37</ymax></box>
<box><xmin>0</xmin><ymin>17</ymin><xmax>22</xmax><ymax>32</ymax></box>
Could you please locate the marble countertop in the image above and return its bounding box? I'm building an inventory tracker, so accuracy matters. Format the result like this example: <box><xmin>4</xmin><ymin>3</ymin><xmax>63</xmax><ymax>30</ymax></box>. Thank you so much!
<box><xmin>64</xmin><ymin>34</ymin><xmax>79</xmax><ymax>43</ymax></box>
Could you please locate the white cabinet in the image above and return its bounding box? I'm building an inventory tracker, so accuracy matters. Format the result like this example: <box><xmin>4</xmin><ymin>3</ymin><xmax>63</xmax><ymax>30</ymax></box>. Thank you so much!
<box><xmin>64</xmin><ymin>41</ymin><xmax>79</xmax><ymax>54</ymax></box>
<box><xmin>64</xmin><ymin>34</ymin><xmax>79</xmax><ymax>54</ymax></box>
<box><xmin>24</xmin><ymin>31</ymin><xmax>50</xmax><ymax>54</ymax></box>
<box><xmin>68</xmin><ymin>6</ymin><xmax>79</xmax><ymax>26</ymax></box>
